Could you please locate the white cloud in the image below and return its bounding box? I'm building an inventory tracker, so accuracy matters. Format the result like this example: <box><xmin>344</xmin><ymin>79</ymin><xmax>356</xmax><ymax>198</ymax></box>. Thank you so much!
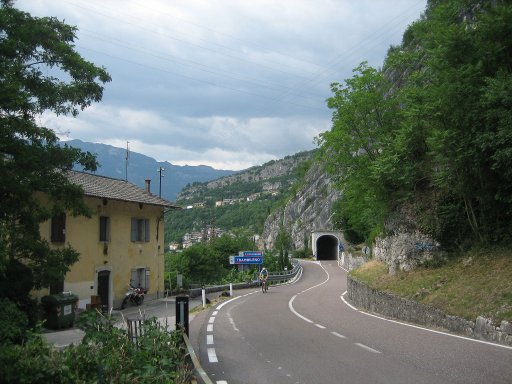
<box><xmin>18</xmin><ymin>0</ymin><xmax>427</xmax><ymax>171</ymax></box>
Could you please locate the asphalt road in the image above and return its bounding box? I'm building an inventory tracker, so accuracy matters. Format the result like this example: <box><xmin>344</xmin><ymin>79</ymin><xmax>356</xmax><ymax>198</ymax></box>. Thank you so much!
<box><xmin>190</xmin><ymin>260</ymin><xmax>512</xmax><ymax>384</ymax></box>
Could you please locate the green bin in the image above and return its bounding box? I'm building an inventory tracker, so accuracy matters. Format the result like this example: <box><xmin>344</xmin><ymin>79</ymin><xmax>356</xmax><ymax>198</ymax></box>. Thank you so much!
<box><xmin>41</xmin><ymin>293</ymin><xmax>78</xmax><ymax>330</ymax></box>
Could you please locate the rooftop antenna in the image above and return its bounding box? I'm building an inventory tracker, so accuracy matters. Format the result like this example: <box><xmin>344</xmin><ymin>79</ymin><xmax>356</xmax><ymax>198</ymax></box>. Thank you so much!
<box><xmin>125</xmin><ymin>141</ymin><xmax>130</xmax><ymax>181</ymax></box>
<box><xmin>157</xmin><ymin>166</ymin><xmax>165</xmax><ymax>198</ymax></box>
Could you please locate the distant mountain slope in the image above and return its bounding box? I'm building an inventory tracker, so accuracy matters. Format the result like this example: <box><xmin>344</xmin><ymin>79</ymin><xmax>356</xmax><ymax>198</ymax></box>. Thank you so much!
<box><xmin>62</xmin><ymin>139</ymin><xmax>236</xmax><ymax>201</ymax></box>
<box><xmin>177</xmin><ymin>150</ymin><xmax>315</xmax><ymax>202</ymax></box>
<box><xmin>165</xmin><ymin>150</ymin><xmax>317</xmax><ymax>242</ymax></box>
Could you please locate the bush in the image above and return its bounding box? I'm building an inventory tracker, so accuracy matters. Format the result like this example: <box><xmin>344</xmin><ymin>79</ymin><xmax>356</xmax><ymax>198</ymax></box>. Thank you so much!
<box><xmin>0</xmin><ymin>331</ymin><xmax>64</xmax><ymax>384</ymax></box>
<box><xmin>0</xmin><ymin>298</ymin><xmax>29</xmax><ymax>345</ymax></box>
<box><xmin>0</xmin><ymin>310</ymin><xmax>192</xmax><ymax>383</ymax></box>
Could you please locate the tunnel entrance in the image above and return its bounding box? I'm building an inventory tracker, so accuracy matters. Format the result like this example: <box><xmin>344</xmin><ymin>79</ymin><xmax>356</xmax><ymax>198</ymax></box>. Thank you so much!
<box><xmin>316</xmin><ymin>235</ymin><xmax>338</xmax><ymax>260</ymax></box>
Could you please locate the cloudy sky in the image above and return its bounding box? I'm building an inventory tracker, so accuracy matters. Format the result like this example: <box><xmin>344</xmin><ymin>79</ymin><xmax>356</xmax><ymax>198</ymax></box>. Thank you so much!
<box><xmin>18</xmin><ymin>0</ymin><xmax>427</xmax><ymax>170</ymax></box>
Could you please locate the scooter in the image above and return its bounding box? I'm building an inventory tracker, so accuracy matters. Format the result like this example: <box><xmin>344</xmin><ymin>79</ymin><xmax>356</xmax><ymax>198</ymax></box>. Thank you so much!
<box><xmin>120</xmin><ymin>285</ymin><xmax>145</xmax><ymax>309</ymax></box>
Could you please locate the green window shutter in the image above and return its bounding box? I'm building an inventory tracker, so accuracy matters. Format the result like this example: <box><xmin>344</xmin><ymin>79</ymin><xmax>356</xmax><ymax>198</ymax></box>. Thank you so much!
<box><xmin>145</xmin><ymin>219</ymin><xmax>150</xmax><ymax>242</ymax></box>
<box><xmin>145</xmin><ymin>269</ymin><xmax>150</xmax><ymax>292</ymax></box>
<box><xmin>100</xmin><ymin>216</ymin><xmax>110</xmax><ymax>242</ymax></box>
<box><xmin>51</xmin><ymin>213</ymin><xmax>66</xmax><ymax>243</ymax></box>
<box><xmin>131</xmin><ymin>218</ymin><xmax>137</xmax><ymax>242</ymax></box>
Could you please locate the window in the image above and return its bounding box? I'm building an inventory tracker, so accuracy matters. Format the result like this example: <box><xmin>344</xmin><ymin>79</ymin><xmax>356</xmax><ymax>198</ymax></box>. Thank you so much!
<box><xmin>131</xmin><ymin>218</ymin><xmax>150</xmax><ymax>242</ymax></box>
<box><xmin>49</xmin><ymin>280</ymin><xmax>64</xmax><ymax>294</ymax></box>
<box><xmin>51</xmin><ymin>213</ymin><xmax>66</xmax><ymax>243</ymax></box>
<box><xmin>131</xmin><ymin>267</ymin><xmax>150</xmax><ymax>292</ymax></box>
<box><xmin>99</xmin><ymin>216</ymin><xmax>110</xmax><ymax>242</ymax></box>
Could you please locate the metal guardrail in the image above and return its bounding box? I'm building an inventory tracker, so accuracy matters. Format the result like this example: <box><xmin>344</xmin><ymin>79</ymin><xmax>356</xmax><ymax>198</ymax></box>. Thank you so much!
<box><xmin>265</xmin><ymin>259</ymin><xmax>302</xmax><ymax>284</ymax></box>
<box><xmin>188</xmin><ymin>260</ymin><xmax>302</xmax><ymax>298</ymax></box>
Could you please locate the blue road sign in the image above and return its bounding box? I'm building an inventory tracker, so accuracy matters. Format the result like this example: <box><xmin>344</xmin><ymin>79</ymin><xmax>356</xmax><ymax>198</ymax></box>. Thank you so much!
<box><xmin>230</xmin><ymin>251</ymin><xmax>263</xmax><ymax>265</ymax></box>
<box><xmin>240</xmin><ymin>251</ymin><xmax>263</xmax><ymax>257</ymax></box>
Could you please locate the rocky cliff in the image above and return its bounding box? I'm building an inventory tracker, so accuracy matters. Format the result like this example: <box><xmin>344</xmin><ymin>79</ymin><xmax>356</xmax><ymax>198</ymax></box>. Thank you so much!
<box><xmin>259</xmin><ymin>162</ymin><xmax>341</xmax><ymax>251</ymax></box>
<box><xmin>177</xmin><ymin>151</ymin><xmax>314</xmax><ymax>201</ymax></box>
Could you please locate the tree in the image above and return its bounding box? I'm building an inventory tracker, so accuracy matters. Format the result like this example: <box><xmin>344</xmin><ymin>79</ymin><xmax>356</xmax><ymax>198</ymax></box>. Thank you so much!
<box><xmin>183</xmin><ymin>243</ymin><xmax>224</xmax><ymax>284</ymax></box>
<box><xmin>387</xmin><ymin>0</ymin><xmax>512</xmax><ymax>245</ymax></box>
<box><xmin>320</xmin><ymin>0</ymin><xmax>512</xmax><ymax>248</ymax></box>
<box><xmin>0</xmin><ymin>1</ymin><xmax>111</xmax><ymax>324</ymax></box>
<box><xmin>274</xmin><ymin>227</ymin><xmax>292</xmax><ymax>270</ymax></box>
<box><xmin>317</xmin><ymin>62</ymin><xmax>398</xmax><ymax>241</ymax></box>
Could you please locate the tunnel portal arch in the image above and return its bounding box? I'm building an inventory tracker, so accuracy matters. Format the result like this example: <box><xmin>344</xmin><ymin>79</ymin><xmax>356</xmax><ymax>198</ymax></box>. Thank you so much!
<box><xmin>311</xmin><ymin>231</ymin><xmax>343</xmax><ymax>261</ymax></box>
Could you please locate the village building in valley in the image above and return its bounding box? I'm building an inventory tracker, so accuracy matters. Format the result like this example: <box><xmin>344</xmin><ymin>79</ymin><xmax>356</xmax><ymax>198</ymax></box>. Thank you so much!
<box><xmin>35</xmin><ymin>171</ymin><xmax>180</xmax><ymax>310</ymax></box>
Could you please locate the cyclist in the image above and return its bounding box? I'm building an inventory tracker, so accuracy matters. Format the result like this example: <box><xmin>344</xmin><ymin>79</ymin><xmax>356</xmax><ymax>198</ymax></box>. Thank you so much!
<box><xmin>260</xmin><ymin>267</ymin><xmax>269</xmax><ymax>293</ymax></box>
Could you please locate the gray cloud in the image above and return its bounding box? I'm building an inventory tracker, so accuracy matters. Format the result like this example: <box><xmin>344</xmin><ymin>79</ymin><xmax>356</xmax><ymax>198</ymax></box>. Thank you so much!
<box><xmin>20</xmin><ymin>0</ymin><xmax>427</xmax><ymax>170</ymax></box>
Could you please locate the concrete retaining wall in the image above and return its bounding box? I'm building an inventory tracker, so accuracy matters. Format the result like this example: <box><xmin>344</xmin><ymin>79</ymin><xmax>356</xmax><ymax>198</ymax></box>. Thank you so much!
<box><xmin>347</xmin><ymin>276</ymin><xmax>512</xmax><ymax>347</ymax></box>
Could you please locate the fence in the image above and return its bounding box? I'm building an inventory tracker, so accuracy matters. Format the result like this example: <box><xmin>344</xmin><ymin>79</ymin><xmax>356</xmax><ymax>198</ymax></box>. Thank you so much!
<box><xmin>188</xmin><ymin>260</ymin><xmax>302</xmax><ymax>298</ymax></box>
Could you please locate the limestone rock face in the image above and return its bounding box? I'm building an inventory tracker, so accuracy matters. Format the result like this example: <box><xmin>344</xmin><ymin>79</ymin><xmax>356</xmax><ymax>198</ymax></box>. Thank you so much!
<box><xmin>373</xmin><ymin>208</ymin><xmax>440</xmax><ymax>274</ymax></box>
<box><xmin>259</xmin><ymin>163</ymin><xmax>341</xmax><ymax>251</ymax></box>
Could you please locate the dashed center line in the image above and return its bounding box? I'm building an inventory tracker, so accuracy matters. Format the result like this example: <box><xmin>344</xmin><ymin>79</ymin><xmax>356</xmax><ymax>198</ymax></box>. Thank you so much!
<box><xmin>207</xmin><ymin>348</ymin><xmax>218</xmax><ymax>363</ymax></box>
<box><xmin>207</xmin><ymin>334</ymin><xmax>214</xmax><ymax>345</ymax></box>
<box><xmin>287</xmin><ymin>261</ymin><xmax>384</xmax><ymax>357</ymax></box>
<box><xmin>355</xmin><ymin>342</ymin><xmax>382</xmax><ymax>354</ymax></box>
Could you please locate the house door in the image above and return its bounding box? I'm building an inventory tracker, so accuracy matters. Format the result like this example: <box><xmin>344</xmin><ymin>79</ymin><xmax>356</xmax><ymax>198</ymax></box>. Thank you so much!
<box><xmin>97</xmin><ymin>270</ymin><xmax>110</xmax><ymax>312</ymax></box>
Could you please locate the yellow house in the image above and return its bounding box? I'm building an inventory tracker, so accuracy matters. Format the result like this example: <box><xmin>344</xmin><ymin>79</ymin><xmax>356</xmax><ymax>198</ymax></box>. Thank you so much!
<box><xmin>38</xmin><ymin>170</ymin><xmax>180</xmax><ymax>310</ymax></box>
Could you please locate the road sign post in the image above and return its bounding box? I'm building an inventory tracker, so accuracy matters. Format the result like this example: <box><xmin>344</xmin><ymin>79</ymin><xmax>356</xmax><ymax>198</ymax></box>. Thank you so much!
<box><xmin>175</xmin><ymin>296</ymin><xmax>189</xmax><ymax>336</ymax></box>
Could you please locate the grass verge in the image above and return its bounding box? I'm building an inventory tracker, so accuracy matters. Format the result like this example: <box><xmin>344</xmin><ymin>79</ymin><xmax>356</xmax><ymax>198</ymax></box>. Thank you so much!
<box><xmin>349</xmin><ymin>248</ymin><xmax>512</xmax><ymax>324</ymax></box>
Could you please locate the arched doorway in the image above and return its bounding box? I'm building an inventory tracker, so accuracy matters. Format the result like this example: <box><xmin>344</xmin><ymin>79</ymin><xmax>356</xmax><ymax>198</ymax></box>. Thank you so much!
<box><xmin>316</xmin><ymin>235</ymin><xmax>338</xmax><ymax>260</ymax></box>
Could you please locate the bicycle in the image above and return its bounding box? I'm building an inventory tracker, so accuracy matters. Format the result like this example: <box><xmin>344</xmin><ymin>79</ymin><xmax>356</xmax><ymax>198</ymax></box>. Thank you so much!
<box><xmin>261</xmin><ymin>278</ymin><xmax>268</xmax><ymax>293</ymax></box>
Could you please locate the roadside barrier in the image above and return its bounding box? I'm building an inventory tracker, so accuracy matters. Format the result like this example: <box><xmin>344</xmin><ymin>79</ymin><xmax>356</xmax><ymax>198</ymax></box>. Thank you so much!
<box><xmin>188</xmin><ymin>260</ymin><xmax>302</xmax><ymax>298</ymax></box>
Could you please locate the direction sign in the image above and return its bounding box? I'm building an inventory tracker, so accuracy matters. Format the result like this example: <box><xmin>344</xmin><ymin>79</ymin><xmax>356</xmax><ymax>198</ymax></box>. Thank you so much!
<box><xmin>239</xmin><ymin>251</ymin><xmax>263</xmax><ymax>257</ymax></box>
<box><xmin>230</xmin><ymin>251</ymin><xmax>263</xmax><ymax>265</ymax></box>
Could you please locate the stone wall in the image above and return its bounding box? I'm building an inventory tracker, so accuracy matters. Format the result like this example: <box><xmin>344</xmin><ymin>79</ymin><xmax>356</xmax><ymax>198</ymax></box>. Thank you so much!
<box><xmin>339</xmin><ymin>252</ymin><xmax>366</xmax><ymax>271</ymax></box>
<box><xmin>347</xmin><ymin>276</ymin><xmax>512</xmax><ymax>347</ymax></box>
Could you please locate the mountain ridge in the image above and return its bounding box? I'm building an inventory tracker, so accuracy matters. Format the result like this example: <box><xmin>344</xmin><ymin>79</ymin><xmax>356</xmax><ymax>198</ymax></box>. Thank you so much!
<box><xmin>61</xmin><ymin>139</ymin><xmax>236</xmax><ymax>201</ymax></box>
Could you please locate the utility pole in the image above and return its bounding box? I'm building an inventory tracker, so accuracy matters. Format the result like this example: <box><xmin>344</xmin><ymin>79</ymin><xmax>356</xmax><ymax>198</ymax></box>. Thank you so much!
<box><xmin>125</xmin><ymin>141</ymin><xmax>130</xmax><ymax>181</ymax></box>
<box><xmin>157</xmin><ymin>167</ymin><xmax>165</xmax><ymax>198</ymax></box>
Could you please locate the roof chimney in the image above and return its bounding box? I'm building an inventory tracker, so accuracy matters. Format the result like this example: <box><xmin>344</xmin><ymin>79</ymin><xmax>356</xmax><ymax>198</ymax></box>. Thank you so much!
<box><xmin>145</xmin><ymin>179</ymin><xmax>151</xmax><ymax>193</ymax></box>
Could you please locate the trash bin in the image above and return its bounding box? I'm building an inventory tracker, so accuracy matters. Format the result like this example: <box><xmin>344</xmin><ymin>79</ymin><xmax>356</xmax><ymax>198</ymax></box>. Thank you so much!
<box><xmin>41</xmin><ymin>292</ymin><xmax>78</xmax><ymax>330</ymax></box>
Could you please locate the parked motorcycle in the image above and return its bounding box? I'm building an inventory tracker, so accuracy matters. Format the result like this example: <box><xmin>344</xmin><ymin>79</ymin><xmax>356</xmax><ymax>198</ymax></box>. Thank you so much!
<box><xmin>120</xmin><ymin>285</ymin><xmax>145</xmax><ymax>309</ymax></box>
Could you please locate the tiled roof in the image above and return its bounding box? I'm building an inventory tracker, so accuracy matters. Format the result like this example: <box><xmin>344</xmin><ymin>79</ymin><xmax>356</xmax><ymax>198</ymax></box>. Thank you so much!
<box><xmin>67</xmin><ymin>170</ymin><xmax>180</xmax><ymax>209</ymax></box>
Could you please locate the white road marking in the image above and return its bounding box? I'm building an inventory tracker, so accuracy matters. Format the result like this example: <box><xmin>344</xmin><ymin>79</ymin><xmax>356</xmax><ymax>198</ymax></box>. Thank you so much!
<box><xmin>216</xmin><ymin>381</ymin><xmax>228</xmax><ymax>384</ymax></box>
<box><xmin>355</xmin><ymin>342</ymin><xmax>382</xmax><ymax>354</ymax></box>
<box><xmin>289</xmin><ymin>295</ymin><xmax>313</xmax><ymax>323</ymax></box>
<box><xmin>288</xmin><ymin>262</ymin><xmax>330</xmax><ymax>325</ymax></box>
<box><xmin>208</xmin><ymin>316</ymin><xmax>216</xmax><ymax>324</ymax></box>
<box><xmin>331</xmin><ymin>332</ymin><xmax>346</xmax><ymax>339</ymax></box>
<box><xmin>207</xmin><ymin>324</ymin><xmax>213</xmax><ymax>332</ymax></box>
<box><xmin>213</xmin><ymin>310</ymin><xmax>219</xmax><ymax>316</ymax></box>
<box><xmin>315</xmin><ymin>324</ymin><xmax>326</xmax><ymax>329</ymax></box>
<box><xmin>340</xmin><ymin>292</ymin><xmax>358</xmax><ymax>311</ymax></box>
<box><xmin>207</xmin><ymin>334</ymin><xmax>214</xmax><ymax>345</ymax></box>
<box><xmin>216</xmin><ymin>295</ymin><xmax>243</xmax><ymax>310</ymax></box>
<box><xmin>208</xmin><ymin>348</ymin><xmax>218</xmax><ymax>363</ymax></box>
<box><xmin>340</xmin><ymin>291</ymin><xmax>512</xmax><ymax>351</ymax></box>
<box><xmin>228</xmin><ymin>315</ymin><xmax>239</xmax><ymax>332</ymax></box>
